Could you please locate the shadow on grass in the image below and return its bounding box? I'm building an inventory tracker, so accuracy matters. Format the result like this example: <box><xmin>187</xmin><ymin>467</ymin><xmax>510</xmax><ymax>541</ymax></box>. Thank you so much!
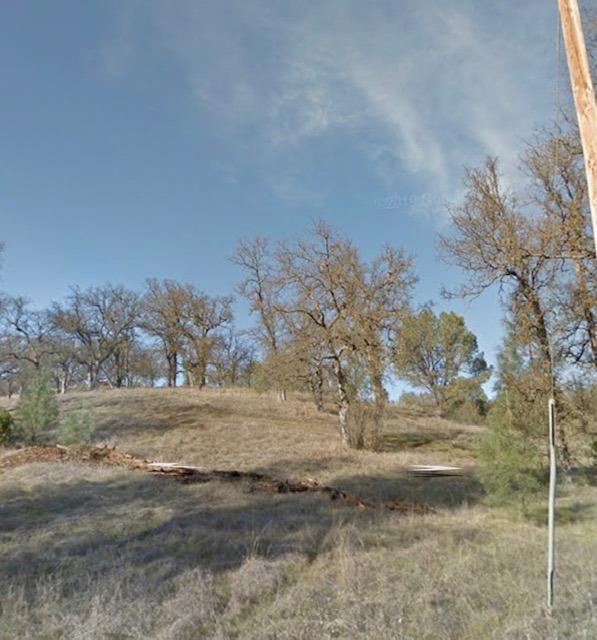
<box><xmin>0</xmin><ymin>467</ymin><xmax>388</xmax><ymax>592</ymax></box>
<box><xmin>0</xmin><ymin>451</ymin><xmax>486</xmax><ymax>601</ymax></box>
<box><xmin>92</xmin><ymin>401</ymin><xmax>233</xmax><ymax>440</ymax></box>
<box><xmin>329</xmin><ymin>471</ymin><xmax>484</xmax><ymax>508</ymax></box>
<box><xmin>525</xmin><ymin>501</ymin><xmax>596</xmax><ymax>527</ymax></box>
<box><xmin>378</xmin><ymin>430</ymin><xmax>477</xmax><ymax>454</ymax></box>
<box><xmin>254</xmin><ymin>457</ymin><xmax>484</xmax><ymax>508</ymax></box>
<box><xmin>569</xmin><ymin>466</ymin><xmax>597</xmax><ymax>486</ymax></box>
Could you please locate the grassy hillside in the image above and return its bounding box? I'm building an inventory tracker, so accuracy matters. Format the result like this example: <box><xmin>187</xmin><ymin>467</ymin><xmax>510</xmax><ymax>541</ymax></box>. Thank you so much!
<box><xmin>1</xmin><ymin>388</ymin><xmax>596</xmax><ymax>639</ymax></box>
<box><xmin>2</xmin><ymin>387</ymin><xmax>483</xmax><ymax>505</ymax></box>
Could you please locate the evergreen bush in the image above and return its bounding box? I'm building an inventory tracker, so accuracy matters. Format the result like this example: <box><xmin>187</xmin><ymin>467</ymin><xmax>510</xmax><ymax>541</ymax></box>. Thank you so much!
<box><xmin>478</xmin><ymin>391</ymin><xmax>545</xmax><ymax>510</ymax></box>
<box><xmin>14</xmin><ymin>369</ymin><xmax>60</xmax><ymax>445</ymax></box>
<box><xmin>58</xmin><ymin>411</ymin><xmax>93</xmax><ymax>446</ymax></box>
<box><xmin>0</xmin><ymin>409</ymin><xmax>14</xmax><ymax>445</ymax></box>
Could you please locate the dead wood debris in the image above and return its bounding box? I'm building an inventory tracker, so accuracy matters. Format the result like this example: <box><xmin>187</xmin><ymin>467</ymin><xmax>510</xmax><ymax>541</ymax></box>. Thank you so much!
<box><xmin>0</xmin><ymin>445</ymin><xmax>434</xmax><ymax>515</ymax></box>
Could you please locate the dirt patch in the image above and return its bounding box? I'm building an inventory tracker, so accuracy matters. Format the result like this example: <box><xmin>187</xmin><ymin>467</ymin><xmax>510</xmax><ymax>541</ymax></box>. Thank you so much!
<box><xmin>0</xmin><ymin>445</ymin><xmax>146</xmax><ymax>471</ymax></box>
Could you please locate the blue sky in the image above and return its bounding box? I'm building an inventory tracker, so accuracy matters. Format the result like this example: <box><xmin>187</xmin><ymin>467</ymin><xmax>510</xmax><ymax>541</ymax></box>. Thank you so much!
<box><xmin>0</xmin><ymin>1</ymin><xmax>565</xmax><ymax>391</ymax></box>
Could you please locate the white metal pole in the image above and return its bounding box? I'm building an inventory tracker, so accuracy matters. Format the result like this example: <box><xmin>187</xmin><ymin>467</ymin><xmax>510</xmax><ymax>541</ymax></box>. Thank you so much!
<box><xmin>547</xmin><ymin>398</ymin><xmax>557</xmax><ymax>612</ymax></box>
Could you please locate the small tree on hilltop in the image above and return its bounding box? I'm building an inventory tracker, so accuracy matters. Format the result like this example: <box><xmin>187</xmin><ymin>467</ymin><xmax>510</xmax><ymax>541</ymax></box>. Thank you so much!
<box><xmin>58</xmin><ymin>410</ymin><xmax>93</xmax><ymax>446</ymax></box>
<box><xmin>394</xmin><ymin>309</ymin><xmax>490</xmax><ymax>416</ymax></box>
<box><xmin>14</xmin><ymin>368</ymin><xmax>60</xmax><ymax>444</ymax></box>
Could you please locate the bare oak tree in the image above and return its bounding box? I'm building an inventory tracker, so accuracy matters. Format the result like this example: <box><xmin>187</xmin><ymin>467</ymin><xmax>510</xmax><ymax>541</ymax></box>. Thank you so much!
<box><xmin>178</xmin><ymin>288</ymin><xmax>233</xmax><ymax>388</ymax></box>
<box><xmin>439</xmin><ymin>158</ymin><xmax>559</xmax><ymax>391</ymax></box>
<box><xmin>52</xmin><ymin>285</ymin><xmax>140</xmax><ymax>389</ymax></box>
<box><xmin>524</xmin><ymin>127</ymin><xmax>597</xmax><ymax>369</ymax></box>
<box><xmin>232</xmin><ymin>238</ymin><xmax>289</xmax><ymax>400</ymax></box>
<box><xmin>275</xmin><ymin>221</ymin><xmax>415</xmax><ymax>448</ymax></box>
<box><xmin>141</xmin><ymin>279</ymin><xmax>187</xmax><ymax>387</ymax></box>
<box><xmin>0</xmin><ymin>296</ymin><xmax>55</xmax><ymax>370</ymax></box>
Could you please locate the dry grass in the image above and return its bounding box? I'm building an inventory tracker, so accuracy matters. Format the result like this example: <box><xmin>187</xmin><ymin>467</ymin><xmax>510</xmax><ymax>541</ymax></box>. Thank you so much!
<box><xmin>2</xmin><ymin>387</ymin><xmax>482</xmax><ymax>504</ymax></box>
<box><xmin>1</xmin><ymin>387</ymin><xmax>596</xmax><ymax>638</ymax></box>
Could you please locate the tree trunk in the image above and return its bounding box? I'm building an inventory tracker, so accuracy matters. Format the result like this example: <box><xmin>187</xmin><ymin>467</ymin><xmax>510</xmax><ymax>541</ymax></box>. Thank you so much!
<box><xmin>338</xmin><ymin>401</ymin><xmax>350</xmax><ymax>447</ymax></box>
<box><xmin>521</xmin><ymin>280</ymin><xmax>572</xmax><ymax>469</ymax></box>
<box><xmin>368</xmin><ymin>368</ymin><xmax>386</xmax><ymax>449</ymax></box>
<box><xmin>166</xmin><ymin>352</ymin><xmax>178</xmax><ymax>387</ymax></box>
<box><xmin>198</xmin><ymin>361</ymin><xmax>208</xmax><ymax>389</ymax></box>
<box><xmin>310</xmin><ymin>364</ymin><xmax>325</xmax><ymax>412</ymax></box>
<box><xmin>431</xmin><ymin>388</ymin><xmax>445</xmax><ymax>416</ymax></box>
<box><xmin>63</xmin><ymin>365</ymin><xmax>73</xmax><ymax>394</ymax></box>
<box><xmin>333</xmin><ymin>356</ymin><xmax>351</xmax><ymax>447</ymax></box>
<box><xmin>520</xmin><ymin>280</ymin><xmax>555</xmax><ymax>388</ymax></box>
<box><xmin>88</xmin><ymin>366</ymin><xmax>100</xmax><ymax>390</ymax></box>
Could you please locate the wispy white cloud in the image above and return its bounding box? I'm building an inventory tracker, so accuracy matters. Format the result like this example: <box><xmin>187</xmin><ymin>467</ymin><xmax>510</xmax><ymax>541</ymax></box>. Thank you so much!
<box><xmin>103</xmin><ymin>0</ymin><xmax>557</xmax><ymax>206</ymax></box>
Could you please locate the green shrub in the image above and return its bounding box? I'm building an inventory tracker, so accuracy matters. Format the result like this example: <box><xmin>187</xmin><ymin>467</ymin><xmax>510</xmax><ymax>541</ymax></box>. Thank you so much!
<box><xmin>0</xmin><ymin>409</ymin><xmax>14</xmax><ymax>445</ymax></box>
<box><xmin>478</xmin><ymin>391</ymin><xmax>545</xmax><ymax>510</ymax></box>
<box><xmin>14</xmin><ymin>369</ymin><xmax>60</xmax><ymax>445</ymax></box>
<box><xmin>250</xmin><ymin>363</ymin><xmax>271</xmax><ymax>394</ymax></box>
<box><xmin>590</xmin><ymin>439</ymin><xmax>597</xmax><ymax>468</ymax></box>
<box><xmin>58</xmin><ymin>411</ymin><xmax>93</xmax><ymax>446</ymax></box>
<box><xmin>445</xmin><ymin>399</ymin><xmax>487</xmax><ymax>425</ymax></box>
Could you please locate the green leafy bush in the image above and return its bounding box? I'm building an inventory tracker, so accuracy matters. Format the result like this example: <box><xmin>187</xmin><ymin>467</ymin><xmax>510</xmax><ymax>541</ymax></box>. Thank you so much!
<box><xmin>58</xmin><ymin>411</ymin><xmax>93</xmax><ymax>446</ymax></box>
<box><xmin>478</xmin><ymin>391</ymin><xmax>545</xmax><ymax>510</ymax></box>
<box><xmin>0</xmin><ymin>409</ymin><xmax>14</xmax><ymax>445</ymax></box>
<box><xmin>14</xmin><ymin>369</ymin><xmax>60</xmax><ymax>445</ymax></box>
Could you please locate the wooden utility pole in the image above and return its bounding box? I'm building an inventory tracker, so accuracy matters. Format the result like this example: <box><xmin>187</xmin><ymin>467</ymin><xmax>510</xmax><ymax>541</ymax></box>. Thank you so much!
<box><xmin>558</xmin><ymin>0</ymin><xmax>597</xmax><ymax>257</ymax></box>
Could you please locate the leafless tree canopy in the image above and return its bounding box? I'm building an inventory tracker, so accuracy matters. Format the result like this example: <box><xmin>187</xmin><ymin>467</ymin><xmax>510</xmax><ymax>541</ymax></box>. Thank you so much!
<box><xmin>0</xmin><ymin>281</ymin><xmax>251</xmax><ymax>396</ymax></box>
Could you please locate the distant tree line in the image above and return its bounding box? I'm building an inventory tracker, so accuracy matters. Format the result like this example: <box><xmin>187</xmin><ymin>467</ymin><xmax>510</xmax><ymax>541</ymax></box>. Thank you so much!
<box><xmin>3</xmin><ymin>14</ymin><xmax>594</xmax><ymax>459</ymax></box>
<box><xmin>0</xmin><ymin>281</ymin><xmax>256</xmax><ymax>397</ymax></box>
<box><xmin>2</xmin><ymin>111</ymin><xmax>595</xmax><ymax>459</ymax></box>
<box><xmin>0</xmin><ymin>224</ymin><xmax>491</xmax><ymax>449</ymax></box>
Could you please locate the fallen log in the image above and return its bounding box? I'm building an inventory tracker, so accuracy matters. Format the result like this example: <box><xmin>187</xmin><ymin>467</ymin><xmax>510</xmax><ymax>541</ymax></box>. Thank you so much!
<box><xmin>147</xmin><ymin>461</ymin><xmax>432</xmax><ymax>513</ymax></box>
<box><xmin>0</xmin><ymin>445</ymin><xmax>434</xmax><ymax>515</ymax></box>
